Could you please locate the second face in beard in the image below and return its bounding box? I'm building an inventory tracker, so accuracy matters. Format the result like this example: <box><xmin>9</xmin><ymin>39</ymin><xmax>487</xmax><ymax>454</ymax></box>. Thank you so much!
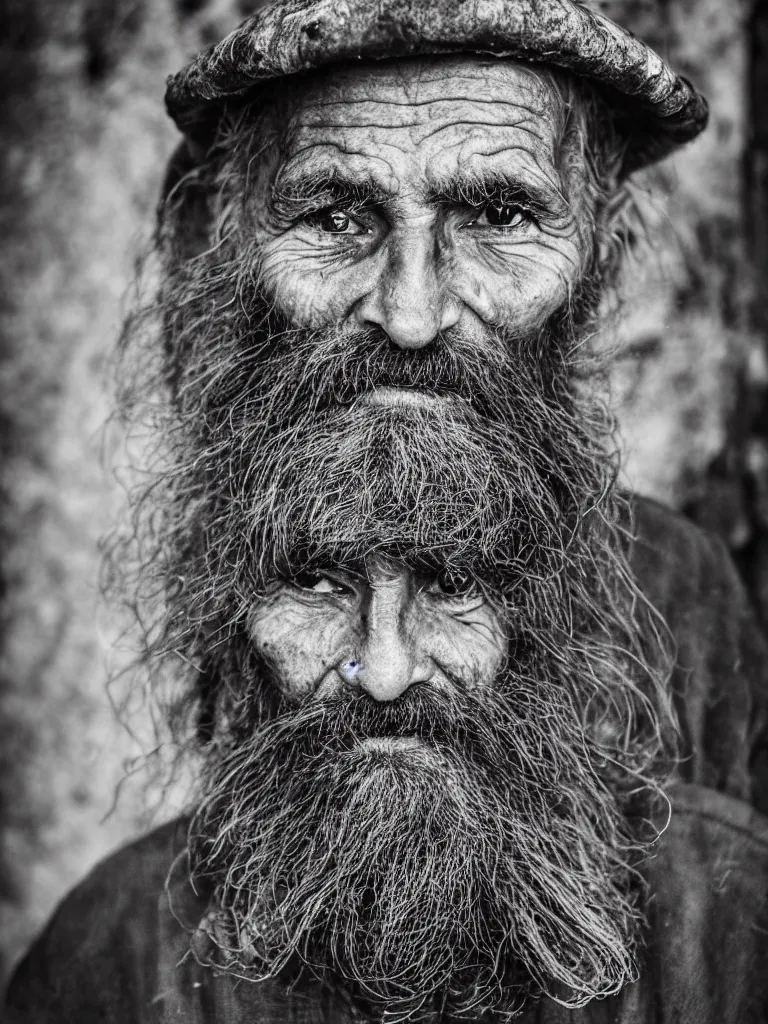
<box><xmin>245</xmin><ymin>557</ymin><xmax>507</xmax><ymax>703</ymax></box>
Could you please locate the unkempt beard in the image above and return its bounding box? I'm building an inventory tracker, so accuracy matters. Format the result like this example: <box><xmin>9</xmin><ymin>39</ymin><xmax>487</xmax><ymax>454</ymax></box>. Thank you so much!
<box><xmin>190</xmin><ymin>679</ymin><xmax>658</xmax><ymax>1023</ymax></box>
<box><xmin>117</xmin><ymin>240</ymin><xmax>673</xmax><ymax>1021</ymax></box>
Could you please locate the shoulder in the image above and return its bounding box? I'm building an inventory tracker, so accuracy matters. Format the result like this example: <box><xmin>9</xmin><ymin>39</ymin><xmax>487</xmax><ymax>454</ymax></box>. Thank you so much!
<box><xmin>41</xmin><ymin>816</ymin><xmax>189</xmax><ymax>946</ymax></box>
<box><xmin>4</xmin><ymin>818</ymin><xmax>198</xmax><ymax>1023</ymax></box>
<box><xmin>635</xmin><ymin>783</ymin><xmax>768</xmax><ymax>1024</ymax></box>
<box><xmin>628</xmin><ymin>494</ymin><xmax>739</xmax><ymax>602</ymax></box>
<box><xmin>627</xmin><ymin>495</ymin><xmax>768</xmax><ymax>809</ymax></box>
<box><xmin>626</xmin><ymin>493</ymin><xmax>760</xmax><ymax>652</ymax></box>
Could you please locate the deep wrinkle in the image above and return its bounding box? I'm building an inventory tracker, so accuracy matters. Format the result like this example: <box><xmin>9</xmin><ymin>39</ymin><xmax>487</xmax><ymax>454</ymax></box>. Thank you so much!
<box><xmin>245</xmin><ymin>57</ymin><xmax>589</xmax><ymax>333</ymax></box>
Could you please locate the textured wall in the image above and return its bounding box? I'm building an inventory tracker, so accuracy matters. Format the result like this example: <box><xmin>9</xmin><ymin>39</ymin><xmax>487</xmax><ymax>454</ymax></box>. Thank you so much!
<box><xmin>603</xmin><ymin>0</ymin><xmax>759</xmax><ymax>533</ymax></box>
<box><xmin>0</xmin><ymin>0</ymin><xmax>763</xmax><ymax>986</ymax></box>
<box><xmin>0</xmin><ymin>0</ymin><xmax>259</xmax><ymax>982</ymax></box>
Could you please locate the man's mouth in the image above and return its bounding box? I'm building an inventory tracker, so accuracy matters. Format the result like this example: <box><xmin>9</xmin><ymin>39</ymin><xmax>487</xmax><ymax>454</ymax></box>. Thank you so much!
<box><xmin>357</xmin><ymin>735</ymin><xmax>424</xmax><ymax>752</ymax></box>
<box><xmin>357</xmin><ymin>386</ymin><xmax>440</xmax><ymax>410</ymax></box>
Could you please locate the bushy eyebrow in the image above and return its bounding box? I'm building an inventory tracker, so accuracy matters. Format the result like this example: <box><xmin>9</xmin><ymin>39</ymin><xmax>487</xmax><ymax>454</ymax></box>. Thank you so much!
<box><xmin>270</xmin><ymin>167</ymin><xmax>567</xmax><ymax>219</ymax></box>
<box><xmin>270</xmin><ymin>170</ymin><xmax>390</xmax><ymax>219</ymax></box>
<box><xmin>425</xmin><ymin>171</ymin><xmax>566</xmax><ymax>217</ymax></box>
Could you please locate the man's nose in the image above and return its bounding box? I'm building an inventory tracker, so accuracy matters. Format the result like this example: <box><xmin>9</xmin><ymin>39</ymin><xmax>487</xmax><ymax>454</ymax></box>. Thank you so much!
<box><xmin>354</xmin><ymin>226</ymin><xmax>460</xmax><ymax>349</ymax></box>
<box><xmin>351</xmin><ymin>577</ymin><xmax>433</xmax><ymax>701</ymax></box>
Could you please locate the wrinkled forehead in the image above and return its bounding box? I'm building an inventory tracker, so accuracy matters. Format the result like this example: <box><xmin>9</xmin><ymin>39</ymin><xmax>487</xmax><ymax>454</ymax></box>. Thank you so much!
<box><xmin>272</xmin><ymin>56</ymin><xmax>568</xmax><ymax>197</ymax></box>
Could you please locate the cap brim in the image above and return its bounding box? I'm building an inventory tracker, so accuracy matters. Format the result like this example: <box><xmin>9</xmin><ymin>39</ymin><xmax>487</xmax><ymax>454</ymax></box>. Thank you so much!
<box><xmin>165</xmin><ymin>0</ymin><xmax>708</xmax><ymax>176</ymax></box>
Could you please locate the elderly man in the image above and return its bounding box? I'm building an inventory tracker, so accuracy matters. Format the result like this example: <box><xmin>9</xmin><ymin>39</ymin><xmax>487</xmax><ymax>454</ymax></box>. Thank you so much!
<box><xmin>6</xmin><ymin>0</ymin><xmax>768</xmax><ymax>1021</ymax></box>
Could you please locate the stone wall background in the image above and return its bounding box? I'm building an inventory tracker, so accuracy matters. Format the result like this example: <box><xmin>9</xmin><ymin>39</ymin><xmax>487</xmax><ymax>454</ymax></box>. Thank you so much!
<box><xmin>0</xmin><ymin>0</ymin><xmax>764</xmax><ymax>988</ymax></box>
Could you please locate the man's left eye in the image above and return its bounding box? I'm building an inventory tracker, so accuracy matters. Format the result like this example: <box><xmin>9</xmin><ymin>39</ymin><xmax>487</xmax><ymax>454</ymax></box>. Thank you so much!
<box><xmin>426</xmin><ymin>569</ymin><xmax>480</xmax><ymax>600</ymax></box>
<box><xmin>473</xmin><ymin>203</ymin><xmax>529</xmax><ymax>229</ymax></box>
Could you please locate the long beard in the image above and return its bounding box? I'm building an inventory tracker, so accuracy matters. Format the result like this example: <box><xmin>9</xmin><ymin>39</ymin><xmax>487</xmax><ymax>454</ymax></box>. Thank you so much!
<box><xmin>189</xmin><ymin>678</ymin><xmax>653</xmax><ymax>1021</ymax></box>
<box><xmin>116</xmin><ymin>249</ymin><xmax>674</xmax><ymax>1019</ymax></box>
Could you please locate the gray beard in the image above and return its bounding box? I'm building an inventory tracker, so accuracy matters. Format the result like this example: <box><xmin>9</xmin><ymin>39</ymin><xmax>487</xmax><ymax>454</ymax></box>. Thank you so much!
<box><xmin>189</xmin><ymin>673</ymin><xmax>657</xmax><ymax>1021</ymax></box>
<box><xmin>157</xmin><ymin>305</ymin><xmax>615</xmax><ymax>597</ymax></box>
<box><xmin>117</xmin><ymin>274</ymin><xmax>673</xmax><ymax>1019</ymax></box>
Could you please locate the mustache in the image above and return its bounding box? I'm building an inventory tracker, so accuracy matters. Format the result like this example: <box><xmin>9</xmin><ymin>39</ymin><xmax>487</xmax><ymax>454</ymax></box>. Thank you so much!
<box><xmin>278</xmin><ymin>686</ymin><xmax>472</xmax><ymax>745</ymax></box>
<box><xmin>228</xmin><ymin>687</ymin><xmax>485</xmax><ymax>783</ymax></box>
<box><xmin>233</xmin><ymin>682</ymin><xmax>575</xmax><ymax>778</ymax></box>
<box><xmin>275</xmin><ymin>327</ymin><xmax>474</xmax><ymax>397</ymax></box>
<box><xmin>188</xmin><ymin>310</ymin><xmax>566</xmax><ymax>429</ymax></box>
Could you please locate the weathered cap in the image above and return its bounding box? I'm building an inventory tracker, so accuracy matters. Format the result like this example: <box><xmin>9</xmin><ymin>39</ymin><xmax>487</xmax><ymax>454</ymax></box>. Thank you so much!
<box><xmin>165</xmin><ymin>0</ymin><xmax>708</xmax><ymax>176</ymax></box>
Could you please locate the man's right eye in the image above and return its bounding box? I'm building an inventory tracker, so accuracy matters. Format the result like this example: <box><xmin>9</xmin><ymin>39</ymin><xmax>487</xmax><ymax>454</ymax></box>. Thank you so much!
<box><xmin>292</xmin><ymin>573</ymin><xmax>349</xmax><ymax>594</ymax></box>
<box><xmin>305</xmin><ymin>209</ymin><xmax>369</xmax><ymax>235</ymax></box>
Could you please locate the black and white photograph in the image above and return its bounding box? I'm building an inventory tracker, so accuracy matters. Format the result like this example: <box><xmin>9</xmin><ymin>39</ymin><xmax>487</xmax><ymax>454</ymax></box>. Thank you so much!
<box><xmin>1</xmin><ymin>1</ymin><xmax>767</xmax><ymax>1020</ymax></box>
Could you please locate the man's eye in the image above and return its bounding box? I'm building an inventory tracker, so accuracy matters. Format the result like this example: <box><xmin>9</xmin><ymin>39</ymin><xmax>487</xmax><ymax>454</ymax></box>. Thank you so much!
<box><xmin>473</xmin><ymin>203</ymin><xmax>530</xmax><ymax>229</ymax></box>
<box><xmin>428</xmin><ymin>569</ymin><xmax>479</xmax><ymax>599</ymax></box>
<box><xmin>292</xmin><ymin>572</ymin><xmax>349</xmax><ymax>594</ymax></box>
<box><xmin>307</xmin><ymin>210</ymin><xmax>366</xmax><ymax>235</ymax></box>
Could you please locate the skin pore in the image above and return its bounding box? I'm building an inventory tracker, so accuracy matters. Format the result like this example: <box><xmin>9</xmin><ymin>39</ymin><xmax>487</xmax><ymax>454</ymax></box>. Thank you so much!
<box><xmin>246</xmin><ymin>56</ymin><xmax>595</xmax><ymax>704</ymax></box>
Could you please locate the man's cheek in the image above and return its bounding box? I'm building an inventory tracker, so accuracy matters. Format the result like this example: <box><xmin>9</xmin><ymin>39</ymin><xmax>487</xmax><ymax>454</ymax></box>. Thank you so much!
<box><xmin>256</xmin><ymin>235</ymin><xmax>371</xmax><ymax>327</ymax></box>
<box><xmin>425</xmin><ymin>623</ymin><xmax>507</xmax><ymax>692</ymax></box>
<box><xmin>247</xmin><ymin>599</ymin><xmax>352</xmax><ymax>697</ymax></box>
<box><xmin>452</xmin><ymin>261</ymin><xmax>568</xmax><ymax>335</ymax></box>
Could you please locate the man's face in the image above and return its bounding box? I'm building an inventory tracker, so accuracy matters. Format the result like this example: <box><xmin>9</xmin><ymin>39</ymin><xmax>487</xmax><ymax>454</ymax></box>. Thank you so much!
<box><xmin>255</xmin><ymin>57</ymin><xmax>593</xmax><ymax>340</ymax></box>
<box><xmin>129</xmin><ymin>55</ymin><xmax>669</xmax><ymax>1022</ymax></box>
<box><xmin>248</xmin><ymin>560</ymin><xmax>506</xmax><ymax>703</ymax></box>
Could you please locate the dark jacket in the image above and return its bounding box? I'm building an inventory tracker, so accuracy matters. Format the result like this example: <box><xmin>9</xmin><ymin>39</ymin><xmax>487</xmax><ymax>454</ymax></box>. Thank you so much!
<box><xmin>6</xmin><ymin>498</ymin><xmax>768</xmax><ymax>1022</ymax></box>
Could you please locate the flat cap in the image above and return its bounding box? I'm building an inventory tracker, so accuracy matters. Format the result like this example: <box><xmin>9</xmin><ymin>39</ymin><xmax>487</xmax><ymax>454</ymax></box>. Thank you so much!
<box><xmin>165</xmin><ymin>0</ymin><xmax>708</xmax><ymax>176</ymax></box>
